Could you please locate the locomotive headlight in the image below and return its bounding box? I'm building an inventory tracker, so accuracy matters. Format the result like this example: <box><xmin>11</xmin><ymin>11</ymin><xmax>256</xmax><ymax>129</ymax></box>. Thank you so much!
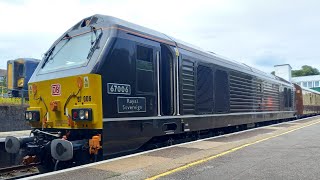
<box><xmin>17</xmin><ymin>78</ymin><xmax>25</xmax><ymax>88</ymax></box>
<box><xmin>79</xmin><ymin>110</ymin><xmax>85</xmax><ymax>120</ymax></box>
<box><xmin>25</xmin><ymin>111</ymin><xmax>40</xmax><ymax>121</ymax></box>
<box><xmin>28</xmin><ymin>112</ymin><xmax>32</xmax><ymax>120</ymax></box>
<box><xmin>71</xmin><ymin>108</ymin><xmax>92</xmax><ymax>121</ymax></box>
<box><xmin>85</xmin><ymin>110</ymin><xmax>89</xmax><ymax>119</ymax></box>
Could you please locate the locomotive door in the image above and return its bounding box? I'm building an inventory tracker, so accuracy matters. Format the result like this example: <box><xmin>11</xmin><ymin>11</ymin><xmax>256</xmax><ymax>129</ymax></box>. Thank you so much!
<box><xmin>158</xmin><ymin>44</ymin><xmax>175</xmax><ymax>116</ymax></box>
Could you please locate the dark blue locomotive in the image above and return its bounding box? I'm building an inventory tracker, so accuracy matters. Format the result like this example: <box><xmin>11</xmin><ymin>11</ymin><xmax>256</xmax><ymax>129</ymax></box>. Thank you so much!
<box><xmin>5</xmin><ymin>15</ymin><xmax>307</xmax><ymax>169</ymax></box>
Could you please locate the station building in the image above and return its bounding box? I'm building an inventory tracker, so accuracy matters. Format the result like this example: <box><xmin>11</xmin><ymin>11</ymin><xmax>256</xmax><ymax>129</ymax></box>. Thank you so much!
<box><xmin>274</xmin><ymin>64</ymin><xmax>320</xmax><ymax>92</ymax></box>
<box><xmin>291</xmin><ymin>75</ymin><xmax>320</xmax><ymax>92</ymax></box>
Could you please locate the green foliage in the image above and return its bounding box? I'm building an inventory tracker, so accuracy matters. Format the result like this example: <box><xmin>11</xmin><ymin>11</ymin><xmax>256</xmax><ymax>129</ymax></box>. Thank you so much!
<box><xmin>271</xmin><ymin>65</ymin><xmax>319</xmax><ymax>77</ymax></box>
<box><xmin>292</xmin><ymin>65</ymin><xmax>319</xmax><ymax>77</ymax></box>
<box><xmin>0</xmin><ymin>76</ymin><xmax>7</xmax><ymax>94</ymax></box>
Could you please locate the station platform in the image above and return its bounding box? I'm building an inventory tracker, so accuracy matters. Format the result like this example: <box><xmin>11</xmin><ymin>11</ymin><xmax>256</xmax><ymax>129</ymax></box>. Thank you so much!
<box><xmin>30</xmin><ymin>116</ymin><xmax>320</xmax><ymax>180</ymax></box>
<box><xmin>0</xmin><ymin>130</ymin><xmax>30</xmax><ymax>139</ymax></box>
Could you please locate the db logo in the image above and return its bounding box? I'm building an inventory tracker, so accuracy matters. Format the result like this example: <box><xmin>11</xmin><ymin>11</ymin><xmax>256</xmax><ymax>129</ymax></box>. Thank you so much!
<box><xmin>51</xmin><ymin>84</ymin><xmax>61</xmax><ymax>96</ymax></box>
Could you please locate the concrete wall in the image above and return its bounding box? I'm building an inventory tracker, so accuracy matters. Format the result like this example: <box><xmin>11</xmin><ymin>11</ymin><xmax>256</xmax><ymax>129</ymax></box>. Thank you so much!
<box><xmin>0</xmin><ymin>105</ymin><xmax>30</xmax><ymax>132</ymax></box>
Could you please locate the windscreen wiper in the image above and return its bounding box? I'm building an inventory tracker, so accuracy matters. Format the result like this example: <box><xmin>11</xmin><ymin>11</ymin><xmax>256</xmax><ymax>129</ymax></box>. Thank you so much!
<box><xmin>41</xmin><ymin>46</ymin><xmax>55</xmax><ymax>68</ymax></box>
<box><xmin>41</xmin><ymin>34</ymin><xmax>71</xmax><ymax>68</ymax></box>
<box><xmin>87</xmin><ymin>27</ymin><xmax>103</xmax><ymax>59</ymax></box>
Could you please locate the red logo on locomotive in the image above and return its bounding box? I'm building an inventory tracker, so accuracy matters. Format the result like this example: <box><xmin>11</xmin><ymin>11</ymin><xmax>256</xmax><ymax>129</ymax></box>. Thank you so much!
<box><xmin>51</xmin><ymin>84</ymin><xmax>61</xmax><ymax>96</ymax></box>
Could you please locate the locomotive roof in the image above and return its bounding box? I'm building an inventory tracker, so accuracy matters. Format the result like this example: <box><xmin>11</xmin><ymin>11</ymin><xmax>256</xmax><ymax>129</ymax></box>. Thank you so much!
<box><xmin>8</xmin><ymin>58</ymin><xmax>40</xmax><ymax>63</ymax></box>
<box><xmin>79</xmin><ymin>15</ymin><xmax>291</xmax><ymax>86</ymax></box>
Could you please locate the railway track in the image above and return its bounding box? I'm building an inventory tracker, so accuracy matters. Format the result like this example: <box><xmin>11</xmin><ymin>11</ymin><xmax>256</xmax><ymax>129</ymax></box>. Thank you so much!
<box><xmin>0</xmin><ymin>163</ymin><xmax>41</xmax><ymax>180</ymax></box>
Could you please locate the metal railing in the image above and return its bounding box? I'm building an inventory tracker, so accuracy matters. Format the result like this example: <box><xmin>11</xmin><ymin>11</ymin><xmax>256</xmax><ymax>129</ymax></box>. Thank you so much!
<box><xmin>0</xmin><ymin>86</ymin><xmax>29</xmax><ymax>106</ymax></box>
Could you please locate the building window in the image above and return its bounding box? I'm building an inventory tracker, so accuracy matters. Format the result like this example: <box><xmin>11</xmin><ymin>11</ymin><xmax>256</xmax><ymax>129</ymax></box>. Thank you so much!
<box><xmin>303</xmin><ymin>82</ymin><xmax>307</xmax><ymax>87</ymax></box>
<box><xmin>315</xmin><ymin>81</ymin><xmax>320</xmax><ymax>87</ymax></box>
<box><xmin>308</xmin><ymin>81</ymin><xmax>313</xmax><ymax>88</ymax></box>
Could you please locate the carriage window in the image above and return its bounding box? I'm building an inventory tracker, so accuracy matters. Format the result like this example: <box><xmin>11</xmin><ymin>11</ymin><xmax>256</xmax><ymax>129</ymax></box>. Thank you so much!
<box><xmin>136</xmin><ymin>45</ymin><xmax>154</xmax><ymax>93</ymax></box>
<box><xmin>16</xmin><ymin>63</ymin><xmax>25</xmax><ymax>77</ymax></box>
<box><xmin>137</xmin><ymin>45</ymin><xmax>153</xmax><ymax>62</ymax></box>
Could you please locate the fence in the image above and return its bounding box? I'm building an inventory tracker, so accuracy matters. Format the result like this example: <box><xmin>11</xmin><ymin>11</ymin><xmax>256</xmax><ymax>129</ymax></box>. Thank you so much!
<box><xmin>0</xmin><ymin>97</ymin><xmax>29</xmax><ymax>106</ymax></box>
<box><xmin>0</xmin><ymin>86</ymin><xmax>29</xmax><ymax>106</ymax></box>
<box><xmin>0</xmin><ymin>85</ymin><xmax>6</xmax><ymax>96</ymax></box>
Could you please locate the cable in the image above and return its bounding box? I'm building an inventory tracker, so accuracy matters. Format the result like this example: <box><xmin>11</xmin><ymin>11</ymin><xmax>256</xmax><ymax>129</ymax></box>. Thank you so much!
<box><xmin>63</xmin><ymin>88</ymin><xmax>81</xmax><ymax>116</ymax></box>
<box><xmin>54</xmin><ymin>160</ymin><xmax>60</xmax><ymax>171</ymax></box>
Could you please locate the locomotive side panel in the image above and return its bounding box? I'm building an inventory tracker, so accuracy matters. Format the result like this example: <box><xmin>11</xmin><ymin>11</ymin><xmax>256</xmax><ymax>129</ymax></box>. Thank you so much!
<box><xmin>176</xmin><ymin>47</ymin><xmax>295</xmax><ymax>133</ymax></box>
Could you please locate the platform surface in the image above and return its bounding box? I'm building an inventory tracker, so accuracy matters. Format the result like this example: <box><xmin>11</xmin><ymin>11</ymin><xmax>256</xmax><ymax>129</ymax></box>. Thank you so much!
<box><xmin>0</xmin><ymin>130</ymin><xmax>31</xmax><ymax>141</ymax></box>
<box><xmin>31</xmin><ymin>116</ymin><xmax>320</xmax><ymax>180</ymax></box>
<box><xmin>160</xmin><ymin>119</ymin><xmax>320</xmax><ymax>180</ymax></box>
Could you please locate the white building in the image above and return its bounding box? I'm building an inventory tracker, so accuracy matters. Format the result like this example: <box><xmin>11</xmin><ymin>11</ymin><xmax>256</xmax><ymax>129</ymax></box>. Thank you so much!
<box><xmin>274</xmin><ymin>64</ymin><xmax>292</xmax><ymax>82</ymax></box>
<box><xmin>291</xmin><ymin>75</ymin><xmax>320</xmax><ymax>88</ymax></box>
<box><xmin>274</xmin><ymin>64</ymin><xmax>320</xmax><ymax>90</ymax></box>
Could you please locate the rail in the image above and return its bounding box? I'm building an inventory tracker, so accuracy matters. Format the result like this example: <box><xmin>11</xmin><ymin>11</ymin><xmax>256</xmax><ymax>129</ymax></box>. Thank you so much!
<box><xmin>0</xmin><ymin>163</ymin><xmax>41</xmax><ymax>179</ymax></box>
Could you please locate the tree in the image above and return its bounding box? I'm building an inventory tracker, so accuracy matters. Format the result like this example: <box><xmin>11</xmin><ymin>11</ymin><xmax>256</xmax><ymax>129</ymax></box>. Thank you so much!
<box><xmin>292</xmin><ymin>65</ymin><xmax>319</xmax><ymax>77</ymax></box>
<box><xmin>271</xmin><ymin>65</ymin><xmax>319</xmax><ymax>77</ymax></box>
<box><xmin>0</xmin><ymin>76</ymin><xmax>7</xmax><ymax>95</ymax></box>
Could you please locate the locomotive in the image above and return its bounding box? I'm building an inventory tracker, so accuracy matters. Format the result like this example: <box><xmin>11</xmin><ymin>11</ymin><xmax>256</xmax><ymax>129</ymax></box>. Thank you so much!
<box><xmin>7</xmin><ymin>58</ymin><xmax>39</xmax><ymax>98</ymax></box>
<box><xmin>4</xmin><ymin>15</ymin><xmax>320</xmax><ymax>169</ymax></box>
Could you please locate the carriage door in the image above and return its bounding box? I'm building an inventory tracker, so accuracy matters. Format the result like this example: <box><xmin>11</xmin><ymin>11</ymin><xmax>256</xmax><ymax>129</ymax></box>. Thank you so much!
<box><xmin>158</xmin><ymin>44</ymin><xmax>175</xmax><ymax>116</ymax></box>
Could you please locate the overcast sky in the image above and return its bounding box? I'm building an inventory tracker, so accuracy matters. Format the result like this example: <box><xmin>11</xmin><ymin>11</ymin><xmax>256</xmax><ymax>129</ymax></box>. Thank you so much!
<box><xmin>0</xmin><ymin>0</ymin><xmax>319</xmax><ymax>73</ymax></box>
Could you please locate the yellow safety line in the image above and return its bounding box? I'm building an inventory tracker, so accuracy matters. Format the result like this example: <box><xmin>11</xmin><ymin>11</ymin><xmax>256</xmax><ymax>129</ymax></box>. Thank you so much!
<box><xmin>145</xmin><ymin>119</ymin><xmax>320</xmax><ymax>180</ymax></box>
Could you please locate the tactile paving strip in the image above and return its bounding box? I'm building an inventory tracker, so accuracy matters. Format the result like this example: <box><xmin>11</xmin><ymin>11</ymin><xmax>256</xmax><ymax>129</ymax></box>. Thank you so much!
<box><xmin>272</xmin><ymin>123</ymin><xmax>296</xmax><ymax>128</ymax></box>
<box><xmin>207</xmin><ymin>128</ymin><xmax>276</xmax><ymax>142</ymax></box>
<box><xmin>294</xmin><ymin>118</ymin><xmax>318</xmax><ymax>123</ymax></box>
<box><xmin>145</xmin><ymin>146</ymin><xmax>202</xmax><ymax>159</ymax></box>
